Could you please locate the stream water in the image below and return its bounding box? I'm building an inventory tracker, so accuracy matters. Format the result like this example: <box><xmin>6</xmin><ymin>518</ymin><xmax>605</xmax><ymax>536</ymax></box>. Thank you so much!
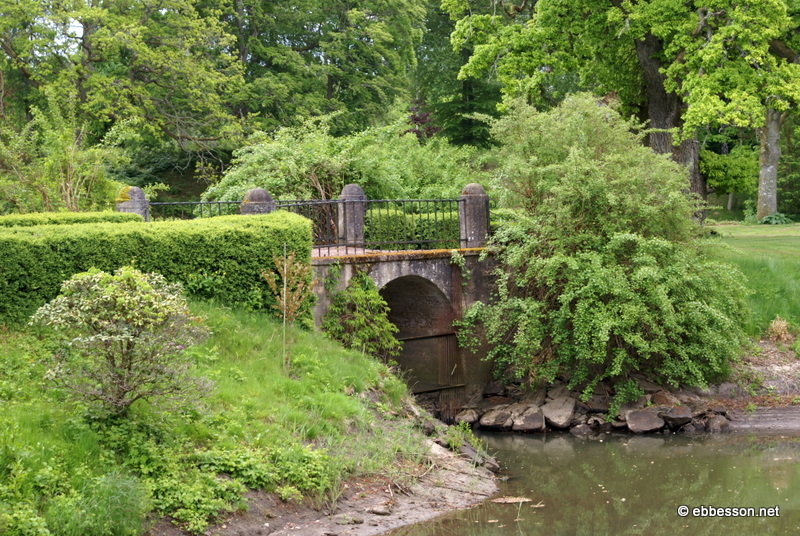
<box><xmin>388</xmin><ymin>431</ymin><xmax>800</xmax><ymax>536</ymax></box>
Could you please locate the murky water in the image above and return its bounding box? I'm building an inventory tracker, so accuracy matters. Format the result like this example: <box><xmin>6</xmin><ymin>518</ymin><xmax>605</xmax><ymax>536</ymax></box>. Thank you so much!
<box><xmin>388</xmin><ymin>431</ymin><xmax>800</xmax><ymax>536</ymax></box>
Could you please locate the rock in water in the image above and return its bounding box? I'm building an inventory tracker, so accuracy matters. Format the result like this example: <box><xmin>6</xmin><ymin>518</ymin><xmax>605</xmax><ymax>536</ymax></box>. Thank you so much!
<box><xmin>512</xmin><ymin>408</ymin><xmax>545</xmax><ymax>432</ymax></box>
<box><xmin>542</xmin><ymin>396</ymin><xmax>576</xmax><ymax>429</ymax></box>
<box><xmin>625</xmin><ymin>409</ymin><xmax>665</xmax><ymax>433</ymax></box>
<box><xmin>661</xmin><ymin>405</ymin><xmax>693</xmax><ymax>429</ymax></box>
<box><xmin>706</xmin><ymin>415</ymin><xmax>730</xmax><ymax>433</ymax></box>
<box><xmin>479</xmin><ymin>407</ymin><xmax>513</xmax><ymax>430</ymax></box>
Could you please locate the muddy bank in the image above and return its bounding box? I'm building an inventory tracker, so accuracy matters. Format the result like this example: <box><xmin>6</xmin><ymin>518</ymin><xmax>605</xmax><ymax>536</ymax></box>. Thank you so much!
<box><xmin>149</xmin><ymin>439</ymin><xmax>497</xmax><ymax>536</ymax></box>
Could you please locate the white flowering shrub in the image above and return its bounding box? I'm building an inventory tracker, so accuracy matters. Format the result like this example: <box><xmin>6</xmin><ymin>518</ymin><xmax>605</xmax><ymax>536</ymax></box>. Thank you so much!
<box><xmin>30</xmin><ymin>267</ymin><xmax>210</xmax><ymax>418</ymax></box>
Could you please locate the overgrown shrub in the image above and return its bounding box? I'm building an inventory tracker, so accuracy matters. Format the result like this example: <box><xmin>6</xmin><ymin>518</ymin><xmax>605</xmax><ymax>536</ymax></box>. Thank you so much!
<box><xmin>322</xmin><ymin>271</ymin><xmax>401</xmax><ymax>360</ymax></box>
<box><xmin>0</xmin><ymin>211</ymin><xmax>311</xmax><ymax>324</ymax></box>
<box><xmin>200</xmin><ymin>118</ymin><xmax>480</xmax><ymax>203</ymax></box>
<box><xmin>30</xmin><ymin>267</ymin><xmax>211</xmax><ymax>418</ymax></box>
<box><xmin>459</xmin><ymin>95</ymin><xmax>749</xmax><ymax>402</ymax></box>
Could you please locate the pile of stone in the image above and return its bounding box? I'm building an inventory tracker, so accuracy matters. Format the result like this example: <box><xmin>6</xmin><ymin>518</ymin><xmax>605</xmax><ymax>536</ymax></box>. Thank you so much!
<box><xmin>454</xmin><ymin>379</ymin><xmax>732</xmax><ymax>435</ymax></box>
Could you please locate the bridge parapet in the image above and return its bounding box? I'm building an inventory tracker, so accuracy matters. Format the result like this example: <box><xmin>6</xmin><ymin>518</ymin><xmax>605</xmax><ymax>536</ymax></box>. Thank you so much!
<box><xmin>120</xmin><ymin>183</ymin><xmax>490</xmax><ymax>257</ymax></box>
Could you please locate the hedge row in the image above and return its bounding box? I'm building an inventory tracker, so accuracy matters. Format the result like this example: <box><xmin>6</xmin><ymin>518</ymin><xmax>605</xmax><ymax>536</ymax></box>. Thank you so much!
<box><xmin>0</xmin><ymin>212</ymin><xmax>311</xmax><ymax>325</ymax></box>
<box><xmin>0</xmin><ymin>211</ymin><xmax>143</xmax><ymax>227</ymax></box>
<box><xmin>365</xmin><ymin>209</ymin><xmax>461</xmax><ymax>250</ymax></box>
<box><xmin>489</xmin><ymin>208</ymin><xmax>520</xmax><ymax>234</ymax></box>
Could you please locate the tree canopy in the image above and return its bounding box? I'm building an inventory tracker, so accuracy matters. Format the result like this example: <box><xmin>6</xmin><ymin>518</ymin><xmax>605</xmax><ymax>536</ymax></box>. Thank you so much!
<box><xmin>445</xmin><ymin>0</ymin><xmax>800</xmax><ymax>212</ymax></box>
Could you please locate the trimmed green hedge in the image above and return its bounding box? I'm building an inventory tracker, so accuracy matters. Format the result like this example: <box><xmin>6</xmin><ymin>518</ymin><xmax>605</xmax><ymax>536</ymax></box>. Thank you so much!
<box><xmin>365</xmin><ymin>208</ymin><xmax>415</xmax><ymax>250</ymax></box>
<box><xmin>365</xmin><ymin>209</ymin><xmax>460</xmax><ymax>250</ymax></box>
<box><xmin>415</xmin><ymin>212</ymin><xmax>460</xmax><ymax>249</ymax></box>
<box><xmin>0</xmin><ymin>212</ymin><xmax>311</xmax><ymax>325</ymax></box>
<box><xmin>489</xmin><ymin>208</ymin><xmax>520</xmax><ymax>235</ymax></box>
<box><xmin>0</xmin><ymin>211</ymin><xmax>143</xmax><ymax>227</ymax></box>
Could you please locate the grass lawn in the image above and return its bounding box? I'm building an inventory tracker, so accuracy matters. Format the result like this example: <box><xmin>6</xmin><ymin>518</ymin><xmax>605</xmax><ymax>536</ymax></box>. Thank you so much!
<box><xmin>708</xmin><ymin>223</ymin><xmax>800</xmax><ymax>336</ymax></box>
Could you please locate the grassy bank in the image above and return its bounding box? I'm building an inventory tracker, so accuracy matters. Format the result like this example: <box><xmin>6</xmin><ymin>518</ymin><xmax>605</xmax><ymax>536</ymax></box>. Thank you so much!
<box><xmin>707</xmin><ymin>223</ymin><xmax>800</xmax><ymax>336</ymax></box>
<box><xmin>0</xmin><ymin>303</ymin><xmax>428</xmax><ymax>535</ymax></box>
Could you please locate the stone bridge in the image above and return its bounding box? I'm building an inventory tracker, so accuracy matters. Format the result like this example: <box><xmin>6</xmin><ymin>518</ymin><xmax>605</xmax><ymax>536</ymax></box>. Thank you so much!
<box><xmin>118</xmin><ymin>181</ymin><xmax>497</xmax><ymax>419</ymax></box>
<box><xmin>310</xmin><ymin>184</ymin><xmax>496</xmax><ymax>419</ymax></box>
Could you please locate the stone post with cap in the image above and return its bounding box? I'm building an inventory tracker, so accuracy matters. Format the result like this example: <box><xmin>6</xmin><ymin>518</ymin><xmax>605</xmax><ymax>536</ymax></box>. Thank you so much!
<box><xmin>115</xmin><ymin>186</ymin><xmax>150</xmax><ymax>222</ymax></box>
<box><xmin>338</xmin><ymin>184</ymin><xmax>367</xmax><ymax>248</ymax></box>
<box><xmin>240</xmin><ymin>188</ymin><xmax>276</xmax><ymax>215</ymax></box>
<box><xmin>458</xmin><ymin>183</ymin><xmax>489</xmax><ymax>248</ymax></box>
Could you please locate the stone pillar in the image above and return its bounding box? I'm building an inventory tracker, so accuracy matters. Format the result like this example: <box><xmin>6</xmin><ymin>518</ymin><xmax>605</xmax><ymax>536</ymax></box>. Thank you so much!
<box><xmin>240</xmin><ymin>188</ymin><xmax>276</xmax><ymax>215</ymax></box>
<box><xmin>458</xmin><ymin>183</ymin><xmax>489</xmax><ymax>248</ymax></box>
<box><xmin>338</xmin><ymin>184</ymin><xmax>367</xmax><ymax>247</ymax></box>
<box><xmin>116</xmin><ymin>186</ymin><xmax>149</xmax><ymax>222</ymax></box>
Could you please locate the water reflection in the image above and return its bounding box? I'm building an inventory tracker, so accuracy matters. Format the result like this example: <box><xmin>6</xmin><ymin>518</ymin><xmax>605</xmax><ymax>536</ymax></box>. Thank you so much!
<box><xmin>388</xmin><ymin>432</ymin><xmax>800</xmax><ymax>536</ymax></box>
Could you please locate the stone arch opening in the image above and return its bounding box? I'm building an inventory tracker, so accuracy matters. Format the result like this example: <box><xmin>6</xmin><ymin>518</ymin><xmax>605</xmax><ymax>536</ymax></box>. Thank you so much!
<box><xmin>379</xmin><ymin>275</ymin><xmax>463</xmax><ymax>395</ymax></box>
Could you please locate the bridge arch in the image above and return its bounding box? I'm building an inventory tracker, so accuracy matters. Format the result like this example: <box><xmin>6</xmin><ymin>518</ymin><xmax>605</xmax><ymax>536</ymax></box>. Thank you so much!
<box><xmin>379</xmin><ymin>275</ymin><xmax>463</xmax><ymax>395</ymax></box>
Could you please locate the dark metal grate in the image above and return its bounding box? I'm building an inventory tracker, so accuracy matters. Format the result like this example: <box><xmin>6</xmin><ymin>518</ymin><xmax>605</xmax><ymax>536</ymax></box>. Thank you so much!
<box><xmin>147</xmin><ymin>197</ymin><xmax>465</xmax><ymax>255</ymax></box>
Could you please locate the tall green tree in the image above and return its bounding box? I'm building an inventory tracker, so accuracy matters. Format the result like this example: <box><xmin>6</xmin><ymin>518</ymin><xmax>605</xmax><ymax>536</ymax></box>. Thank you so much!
<box><xmin>0</xmin><ymin>0</ymin><xmax>244</xmax><ymax>149</ymax></box>
<box><xmin>445</xmin><ymin>0</ymin><xmax>800</xmax><ymax>206</ymax></box>
<box><xmin>411</xmin><ymin>0</ymin><xmax>503</xmax><ymax>146</ymax></box>
<box><xmin>221</xmin><ymin>0</ymin><xmax>427</xmax><ymax>135</ymax></box>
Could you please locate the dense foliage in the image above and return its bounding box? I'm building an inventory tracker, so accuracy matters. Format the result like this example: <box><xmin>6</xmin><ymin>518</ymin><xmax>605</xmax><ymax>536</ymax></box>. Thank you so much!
<box><xmin>445</xmin><ymin>0</ymin><xmax>800</xmax><ymax>215</ymax></box>
<box><xmin>459</xmin><ymin>95</ymin><xmax>749</xmax><ymax>401</ymax></box>
<box><xmin>0</xmin><ymin>211</ymin><xmax>141</xmax><ymax>227</ymax></box>
<box><xmin>30</xmin><ymin>267</ymin><xmax>210</xmax><ymax>418</ymax></box>
<box><xmin>200</xmin><ymin>119</ymin><xmax>480</xmax><ymax>202</ymax></box>
<box><xmin>0</xmin><ymin>212</ymin><xmax>311</xmax><ymax>324</ymax></box>
<box><xmin>322</xmin><ymin>271</ymin><xmax>402</xmax><ymax>361</ymax></box>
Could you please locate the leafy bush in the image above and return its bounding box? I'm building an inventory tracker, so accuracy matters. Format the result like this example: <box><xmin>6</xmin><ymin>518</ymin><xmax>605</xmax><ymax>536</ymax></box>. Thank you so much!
<box><xmin>699</xmin><ymin>145</ymin><xmax>758</xmax><ymax>197</ymax></box>
<box><xmin>0</xmin><ymin>211</ymin><xmax>142</xmax><ymax>227</ymax></box>
<box><xmin>0</xmin><ymin>211</ymin><xmax>311</xmax><ymax>324</ymax></box>
<box><xmin>365</xmin><ymin>208</ymin><xmax>415</xmax><ymax>249</ymax></box>
<box><xmin>413</xmin><ymin>211</ymin><xmax>460</xmax><ymax>250</ymax></box>
<box><xmin>459</xmin><ymin>95</ymin><xmax>749</xmax><ymax>402</ymax></box>
<box><xmin>200</xmin><ymin>119</ymin><xmax>480</xmax><ymax>203</ymax></box>
<box><xmin>759</xmin><ymin>212</ymin><xmax>793</xmax><ymax>225</ymax></box>
<box><xmin>30</xmin><ymin>267</ymin><xmax>211</xmax><ymax>418</ymax></box>
<box><xmin>489</xmin><ymin>207</ymin><xmax>520</xmax><ymax>235</ymax></box>
<box><xmin>322</xmin><ymin>271</ymin><xmax>401</xmax><ymax>360</ymax></box>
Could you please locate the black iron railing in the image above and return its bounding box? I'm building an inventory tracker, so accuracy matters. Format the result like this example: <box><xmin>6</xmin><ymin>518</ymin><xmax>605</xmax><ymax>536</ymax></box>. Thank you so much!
<box><xmin>278</xmin><ymin>198</ymin><xmax>465</xmax><ymax>255</ymax></box>
<box><xmin>148</xmin><ymin>197</ymin><xmax>465</xmax><ymax>254</ymax></box>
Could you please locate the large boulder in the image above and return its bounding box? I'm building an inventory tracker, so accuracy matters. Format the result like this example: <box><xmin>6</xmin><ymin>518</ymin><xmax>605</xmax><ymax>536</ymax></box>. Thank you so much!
<box><xmin>454</xmin><ymin>408</ymin><xmax>481</xmax><ymax>426</ymax></box>
<box><xmin>660</xmin><ymin>405</ymin><xmax>693</xmax><ymax>429</ymax></box>
<box><xmin>651</xmin><ymin>390</ymin><xmax>681</xmax><ymax>406</ymax></box>
<box><xmin>585</xmin><ymin>394</ymin><xmax>610</xmax><ymax>413</ymax></box>
<box><xmin>542</xmin><ymin>396</ymin><xmax>576</xmax><ymax>429</ymax></box>
<box><xmin>625</xmin><ymin>409</ymin><xmax>665</xmax><ymax>433</ymax></box>
<box><xmin>512</xmin><ymin>407</ymin><xmax>545</xmax><ymax>432</ymax></box>
<box><xmin>479</xmin><ymin>406</ymin><xmax>513</xmax><ymax>430</ymax></box>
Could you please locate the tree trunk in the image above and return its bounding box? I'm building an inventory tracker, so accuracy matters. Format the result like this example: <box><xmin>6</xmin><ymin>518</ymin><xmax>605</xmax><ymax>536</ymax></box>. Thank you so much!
<box><xmin>757</xmin><ymin>107</ymin><xmax>783</xmax><ymax>219</ymax></box>
<box><xmin>634</xmin><ymin>32</ymin><xmax>705</xmax><ymax>199</ymax></box>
